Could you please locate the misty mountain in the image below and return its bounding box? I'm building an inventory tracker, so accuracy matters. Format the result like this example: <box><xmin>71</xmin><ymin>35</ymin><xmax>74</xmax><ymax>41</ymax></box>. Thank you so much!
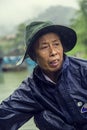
<box><xmin>0</xmin><ymin>25</ymin><xmax>16</xmax><ymax>37</ymax></box>
<box><xmin>28</xmin><ymin>5</ymin><xmax>77</xmax><ymax>26</ymax></box>
<box><xmin>0</xmin><ymin>5</ymin><xmax>77</xmax><ymax>36</ymax></box>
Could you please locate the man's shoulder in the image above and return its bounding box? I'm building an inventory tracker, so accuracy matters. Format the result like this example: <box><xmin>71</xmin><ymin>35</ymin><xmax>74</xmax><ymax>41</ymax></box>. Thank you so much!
<box><xmin>68</xmin><ymin>56</ymin><xmax>87</xmax><ymax>68</ymax></box>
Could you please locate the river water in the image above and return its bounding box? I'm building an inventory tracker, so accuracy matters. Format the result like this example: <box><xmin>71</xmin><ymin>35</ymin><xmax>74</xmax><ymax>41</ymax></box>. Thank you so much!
<box><xmin>0</xmin><ymin>69</ymin><xmax>38</xmax><ymax>130</ymax></box>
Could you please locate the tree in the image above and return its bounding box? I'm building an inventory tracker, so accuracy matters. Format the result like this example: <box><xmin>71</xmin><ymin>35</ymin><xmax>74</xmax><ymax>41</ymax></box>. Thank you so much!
<box><xmin>13</xmin><ymin>23</ymin><xmax>25</xmax><ymax>55</ymax></box>
<box><xmin>72</xmin><ymin>0</ymin><xmax>87</xmax><ymax>45</ymax></box>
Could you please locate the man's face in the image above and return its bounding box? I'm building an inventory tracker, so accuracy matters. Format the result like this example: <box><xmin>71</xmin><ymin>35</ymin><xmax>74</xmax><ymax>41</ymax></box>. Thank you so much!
<box><xmin>35</xmin><ymin>32</ymin><xmax>64</xmax><ymax>73</ymax></box>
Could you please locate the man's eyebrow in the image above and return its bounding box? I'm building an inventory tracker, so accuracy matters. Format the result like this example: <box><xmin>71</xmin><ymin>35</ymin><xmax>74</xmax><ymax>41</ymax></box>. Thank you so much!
<box><xmin>40</xmin><ymin>38</ymin><xmax>61</xmax><ymax>45</ymax></box>
<box><xmin>41</xmin><ymin>41</ymin><xmax>48</xmax><ymax>44</ymax></box>
<box><xmin>52</xmin><ymin>39</ymin><xmax>60</xmax><ymax>42</ymax></box>
<box><xmin>52</xmin><ymin>39</ymin><xmax>58</xmax><ymax>42</ymax></box>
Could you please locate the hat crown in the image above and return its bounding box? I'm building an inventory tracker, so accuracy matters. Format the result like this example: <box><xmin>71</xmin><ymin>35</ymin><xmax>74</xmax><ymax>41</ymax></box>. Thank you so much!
<box><xmin>25</xmin><ymin>21</ymin><xmax>53</xmax><ymax>47</ymax></box>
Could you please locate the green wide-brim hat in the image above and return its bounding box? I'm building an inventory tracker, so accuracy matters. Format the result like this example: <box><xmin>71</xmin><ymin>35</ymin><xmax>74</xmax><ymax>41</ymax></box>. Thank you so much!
<box><xmin>17</xmin><ymin>21</ymin><xmax>77</xmax><ymax>65</ymax></box>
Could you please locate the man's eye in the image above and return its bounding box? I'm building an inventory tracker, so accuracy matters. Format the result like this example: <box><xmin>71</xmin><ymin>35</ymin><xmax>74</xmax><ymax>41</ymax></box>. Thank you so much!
<box><xmin>54</xmin><ymin>43</ymin><xmax>59</xmax><ymax>46</ymax></box>
<box><xmin>41</xmin><ymin>46</ymin><xmax>48</xmax><ymax>49</ymax></box>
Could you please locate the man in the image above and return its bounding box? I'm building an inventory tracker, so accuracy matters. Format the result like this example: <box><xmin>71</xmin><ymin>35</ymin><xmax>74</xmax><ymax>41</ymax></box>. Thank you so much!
<box><xmin>0</xmin><ymin>21</ymin><xmax>87</xmax><ymax>130</ymax></box>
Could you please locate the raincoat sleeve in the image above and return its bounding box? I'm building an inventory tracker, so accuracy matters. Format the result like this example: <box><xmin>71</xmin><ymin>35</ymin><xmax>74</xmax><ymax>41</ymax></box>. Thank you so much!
<box><xmin>34</xmin><ymin>110</ymin><xmax>76</xmax><ymax>130</ymax></box>
<box><xmin>0</xmin><ymin>77</ymin><xmax>41</xmax><ymax>130</ymax></box>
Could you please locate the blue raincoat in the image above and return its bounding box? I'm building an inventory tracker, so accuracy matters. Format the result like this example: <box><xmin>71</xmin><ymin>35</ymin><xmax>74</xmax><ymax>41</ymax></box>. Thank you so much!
<box><xmin>0</xmin><ymin>55</ymin><xmax>87</xmax><ymax>130</ymax></box>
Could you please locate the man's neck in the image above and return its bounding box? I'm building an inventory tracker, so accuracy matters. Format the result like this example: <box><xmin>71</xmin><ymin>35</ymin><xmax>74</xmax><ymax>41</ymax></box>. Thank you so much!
<box><xmin>42</xmin><ymin>70</ymin><xmax>61</xmax><ymax>83</ymax></box>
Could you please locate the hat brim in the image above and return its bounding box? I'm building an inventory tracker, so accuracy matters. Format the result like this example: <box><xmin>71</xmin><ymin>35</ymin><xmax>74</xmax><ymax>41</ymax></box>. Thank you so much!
<box><xmin>17</xmin><ymin>25</ymin><xmax>77</xmax><ymax>65</ymax></box>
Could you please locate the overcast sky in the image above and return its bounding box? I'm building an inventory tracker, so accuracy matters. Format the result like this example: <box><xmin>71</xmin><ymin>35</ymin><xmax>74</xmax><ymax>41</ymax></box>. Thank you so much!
<box><xmin>0</xmin><ymin>0</ymin><xmax>79</xmax><ymax>28</ymax></box>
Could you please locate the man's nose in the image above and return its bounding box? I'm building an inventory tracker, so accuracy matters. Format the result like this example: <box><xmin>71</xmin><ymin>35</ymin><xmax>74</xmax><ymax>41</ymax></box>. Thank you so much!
<box><xmin>49</xmin><ymin>45</ymin><xmax>57</xmax><ymax>56</ymax></box>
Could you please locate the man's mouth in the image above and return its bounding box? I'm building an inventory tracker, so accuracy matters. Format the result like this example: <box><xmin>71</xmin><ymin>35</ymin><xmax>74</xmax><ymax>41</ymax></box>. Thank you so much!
<box><xmin>49</xmin><ymin>59</ymin><xmax>59</xmax><ymax>67</ymax></box>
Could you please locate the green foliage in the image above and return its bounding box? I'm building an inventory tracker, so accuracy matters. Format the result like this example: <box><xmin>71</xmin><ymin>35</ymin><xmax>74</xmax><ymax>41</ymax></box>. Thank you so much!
<box><xmin>69</xmin><ymin>0</ymin><xmax>87</xmax><ymax>58</ymax></box>
<box><xmin>67</xmin><ymin>42</ymin><xmax>87</xmax><ymax>59</ymax></box>
<box><xmin>72</xmin><ymin>0</ymin><xmax>87</xmax><ymax>45</ymax></box>
<box><xmin>0</xmin><ymin>46</ymin><xmax>3</xmax><ymax>57</ymax></box>
<box><xmin>80</xmin><ymin>0</ymin><xmax>87</xmax><ymax>16</ymax></box>
<box><xmin>14</xmin><ymin>23</ymin><xmax>25</xmax><ymax>48</ymax></box>
<box><xmin>0</xmin><ymin>23</ymin><xmax>25</xmax><ymax>56</ymax></box>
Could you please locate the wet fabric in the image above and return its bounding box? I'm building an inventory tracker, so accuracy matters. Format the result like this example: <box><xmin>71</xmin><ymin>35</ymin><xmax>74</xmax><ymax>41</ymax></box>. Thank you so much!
<box><xmin>0</xmin><ymin>55</ymin><xmax>87</xmax><ymax>130</ymax></box>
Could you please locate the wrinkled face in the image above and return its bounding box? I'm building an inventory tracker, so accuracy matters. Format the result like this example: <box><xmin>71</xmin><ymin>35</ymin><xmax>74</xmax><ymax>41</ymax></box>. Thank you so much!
<box><xmin>34</xmin><ymin>32</ymin><xmax>64</xmax><ymax>73</ymax></box>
